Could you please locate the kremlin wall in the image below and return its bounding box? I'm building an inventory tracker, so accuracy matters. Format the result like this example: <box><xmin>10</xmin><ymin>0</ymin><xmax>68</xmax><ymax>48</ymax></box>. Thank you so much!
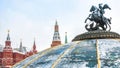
<box><xmin>0</xmin><ymin>21</ymin><xmax>66</xmax><ymax>68</ymax></box>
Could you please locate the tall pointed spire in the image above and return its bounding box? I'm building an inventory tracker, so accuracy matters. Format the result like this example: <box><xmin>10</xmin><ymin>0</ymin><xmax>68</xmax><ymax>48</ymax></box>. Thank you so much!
<box><xmin>5</xmin><ymin>30</ymin><xmax>11</xmax><ymax>47</ymax></box>
<box><xmin>33</xmin><ymin>38</ymin><xmax>37</xmax><ymax>54</ymax></box>
<box><xmin>19</xmin><ymin>39</ymin><xmax>23</xmax><ymax>52</ymax></box>
<box><xmin>33</xmin><ymin>38</ymin><xmax>36</xmax><ymax>50</ymax></box>
<box><xmin>55</xmin><ymin>20</ymin><xmax>58</xmax><ymax>32</ymax></box>
<box><xmin>55</xmin><ymin>20</ymin><xmax>58</xmax><ymax>25</ymax></box>
<box><xmin>51</xmin><ymin>20</ymin><xmax>61</xmax><ymax>47</ymax></box>
<box><xmin>65</xmin><ymin>32</ymin><xmax>68</xmax><ymax>44</ymax></box>
<box><xmin>7</xmin><ymin>30</ymin><xmax>10</xmax><ymax>40</ymax></box>
<box><xmin>53</xmin><ymin>20</ymin><xmax>61</xmax><ymax>41</ymax></box>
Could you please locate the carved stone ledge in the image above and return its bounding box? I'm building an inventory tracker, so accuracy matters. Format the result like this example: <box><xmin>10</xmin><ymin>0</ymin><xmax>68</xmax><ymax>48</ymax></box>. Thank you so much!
<box><xmin>72</xmin><ymin>30</ymin><xmax>120</xmax><ymax>41</ymax></box>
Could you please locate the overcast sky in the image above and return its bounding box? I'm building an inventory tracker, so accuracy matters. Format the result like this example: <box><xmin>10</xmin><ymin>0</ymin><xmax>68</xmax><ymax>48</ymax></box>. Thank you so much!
<box><xmin>0</xmin><ymin>0</ymin><xmax>120</xmax><ymax>51</ymax></box>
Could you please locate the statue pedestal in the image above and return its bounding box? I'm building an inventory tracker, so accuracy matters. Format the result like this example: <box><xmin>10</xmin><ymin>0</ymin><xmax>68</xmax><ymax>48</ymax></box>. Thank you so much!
<box><xmin>72</xmin><ymin>30</ymin><xmax>120</xmax><ymax>41</ymax></box>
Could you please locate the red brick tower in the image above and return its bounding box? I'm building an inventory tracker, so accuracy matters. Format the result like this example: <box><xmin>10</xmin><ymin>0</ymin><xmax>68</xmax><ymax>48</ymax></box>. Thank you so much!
<box><xmin>32</xmin><ymin>39</ymin><xmax>37</xmax><ymax>54</ymax></box>
<box><xmin>51</xmin><ymin>20</ymin><xmax>61</xmax><ymax>47</ymax></box>
<box><xmin>2</xmin><ymin>30</ymin><xmax>13</xmax><ymax>68</ymax></box>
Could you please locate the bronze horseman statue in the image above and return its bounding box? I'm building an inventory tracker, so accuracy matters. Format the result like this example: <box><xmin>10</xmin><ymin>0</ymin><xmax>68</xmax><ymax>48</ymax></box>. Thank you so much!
<box><xmin>72</xmin><ymin>3</ymin><xmax>120</xmax><ymax>41</ymax></box>
<box><xmin>85</xmin><ymin>3</ymin><xmax>112</xmax><ymax>31</ymax></box>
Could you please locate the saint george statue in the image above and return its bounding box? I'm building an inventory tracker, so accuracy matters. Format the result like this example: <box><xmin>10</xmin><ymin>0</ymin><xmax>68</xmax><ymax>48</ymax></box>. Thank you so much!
<box><xmin>85</xmin><ymin>3</ymin><xmax>111</xmax><ymax>31</ymax></box>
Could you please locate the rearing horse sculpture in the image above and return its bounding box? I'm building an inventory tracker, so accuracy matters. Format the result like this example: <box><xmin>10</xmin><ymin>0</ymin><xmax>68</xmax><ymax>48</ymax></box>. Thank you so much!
<box><xmin>85</xmin><ymin>4</ymin><xmax>111</xmax><ymax>31</ymax></box>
